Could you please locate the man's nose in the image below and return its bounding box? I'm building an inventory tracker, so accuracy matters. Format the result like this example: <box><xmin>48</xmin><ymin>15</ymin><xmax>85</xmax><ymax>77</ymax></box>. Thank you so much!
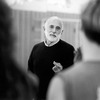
<box><xmin>52</xmin><ymin>27</ymin><xmax>56</xmax><ymax>33</ymax></box>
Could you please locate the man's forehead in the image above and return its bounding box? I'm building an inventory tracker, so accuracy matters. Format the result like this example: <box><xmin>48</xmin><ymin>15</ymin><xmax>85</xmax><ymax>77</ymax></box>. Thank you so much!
<box><xmin>46</xmin><ymin>18</ymin><xmax>62</xmax><ymax>26</ymax></box>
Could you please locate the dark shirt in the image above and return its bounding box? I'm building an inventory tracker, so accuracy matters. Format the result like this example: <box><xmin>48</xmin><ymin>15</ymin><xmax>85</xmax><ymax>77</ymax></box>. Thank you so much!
<box><xmin>28</xmin><ymin>39</ymin><xmax>75</xmax><ymax>99</ymax></box>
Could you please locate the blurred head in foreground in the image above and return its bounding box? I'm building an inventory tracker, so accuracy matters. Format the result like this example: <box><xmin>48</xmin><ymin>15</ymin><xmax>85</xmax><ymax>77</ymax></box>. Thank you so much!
<box><xmin>0</xmin><ymin>0</ymin><xmax>38</xmax><ymax>100</ymax></box>
<box><xmin>80</xmin><ymin>0</ymin><xmax>100</xmax><ymax>61</ymax></box>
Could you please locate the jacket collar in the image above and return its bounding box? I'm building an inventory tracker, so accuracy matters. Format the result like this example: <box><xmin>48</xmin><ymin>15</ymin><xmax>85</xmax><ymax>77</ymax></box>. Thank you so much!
<box><xmin>44</xmin><ymin>39</ymin><xmax>60</xmax><ymax>47</ymax></box>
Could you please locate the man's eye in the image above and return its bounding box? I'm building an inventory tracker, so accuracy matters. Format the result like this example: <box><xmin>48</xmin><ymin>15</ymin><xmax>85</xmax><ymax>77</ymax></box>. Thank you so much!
<box><xmin>56</xmin><ymin>26</ymin><xmax>61</xmax><ymax>30</ymax></box>
<box><xmin>50</xmin><ymin>25</ymin><xmax>54</xmax><ymax>29</ymax></box>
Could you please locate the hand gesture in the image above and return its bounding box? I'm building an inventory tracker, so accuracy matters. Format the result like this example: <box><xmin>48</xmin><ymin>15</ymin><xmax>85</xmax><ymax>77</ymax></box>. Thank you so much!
<box><xmin>52</xmin><ymin>61</ymin><xmax>63</xmax><ymax>73</ymax></box>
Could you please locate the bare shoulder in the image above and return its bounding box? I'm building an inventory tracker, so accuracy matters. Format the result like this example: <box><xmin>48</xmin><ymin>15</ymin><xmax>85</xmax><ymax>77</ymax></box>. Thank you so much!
<box><xmin>47</xmin><ymin>76</ymin><xmax>65</xmax><ymax>100</ymax></box>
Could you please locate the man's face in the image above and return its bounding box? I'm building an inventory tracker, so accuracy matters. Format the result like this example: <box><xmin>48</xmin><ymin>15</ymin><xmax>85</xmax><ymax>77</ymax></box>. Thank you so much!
<box><xmin>44</xmin><ymin>18</ymin><xmax>63</xmax><ymax>42</ymax></box>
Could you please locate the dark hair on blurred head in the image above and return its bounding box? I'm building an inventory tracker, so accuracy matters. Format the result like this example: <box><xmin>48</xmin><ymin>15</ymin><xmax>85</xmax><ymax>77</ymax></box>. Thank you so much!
<box><xmin>81</xmin><ymin>0</ymin><xmax>100</xmax><ymax>45</ymax></box>
<box><xmin>0</xmin><ymin>1</ymin><xmax>38</xmax><ymax>100</ymax></box>
<box><xmin>0</xmin><ymin>0</ymin><xmax>14</xmax><ymax>59</ymax></box>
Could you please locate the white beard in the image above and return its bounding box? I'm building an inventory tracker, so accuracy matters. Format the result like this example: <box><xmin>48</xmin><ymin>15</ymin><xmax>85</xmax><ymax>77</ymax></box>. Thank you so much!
<box><xmin>44</xmin><ymin>31</ymin><xmax>62</xmax><ymax>42</ymax></box>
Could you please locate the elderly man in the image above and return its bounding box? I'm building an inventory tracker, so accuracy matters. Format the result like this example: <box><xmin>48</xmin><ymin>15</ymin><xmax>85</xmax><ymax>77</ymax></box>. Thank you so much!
<box><xmin>28</xmin><ymin>16</ymin><xmax>75</xmax><ymax>100</ymax></box>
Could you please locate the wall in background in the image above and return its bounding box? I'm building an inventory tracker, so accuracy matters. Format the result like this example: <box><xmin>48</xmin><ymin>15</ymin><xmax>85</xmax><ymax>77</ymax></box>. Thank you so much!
<box><xmin>12</xmin><ymin>9</ymin><xmax>80</xmax><ymax>70</ymax></box>
<box><xmin>9</xmin><ymin>0</ymin><xmax>90</xmax><ymax>14</ymax></box>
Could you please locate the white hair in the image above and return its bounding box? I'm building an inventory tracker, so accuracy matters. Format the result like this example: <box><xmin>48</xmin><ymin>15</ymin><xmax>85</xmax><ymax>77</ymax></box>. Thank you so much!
<box><xmin>44</xmin><ymin>16</ymin><xmax>63</xmax><ymax>30</ymax></box>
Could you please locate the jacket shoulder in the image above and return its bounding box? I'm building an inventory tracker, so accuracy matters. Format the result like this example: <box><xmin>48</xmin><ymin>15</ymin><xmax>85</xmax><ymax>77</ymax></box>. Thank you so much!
<box><xmin>60</xmin><ymin>40</ymin><xmax>75</xmax><ymax>50</ymax></box>
<box><xmin>32</xmin><ymin>42</ymin><xmax>44</xmax><ymax>50</ymax></box>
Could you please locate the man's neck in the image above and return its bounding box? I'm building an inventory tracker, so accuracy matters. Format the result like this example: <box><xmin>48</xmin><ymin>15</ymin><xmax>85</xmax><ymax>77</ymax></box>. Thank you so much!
<box><xmin>44</xmin><ymin>39</ymin><xmax>60</xmax><ymax>47</ymax></box>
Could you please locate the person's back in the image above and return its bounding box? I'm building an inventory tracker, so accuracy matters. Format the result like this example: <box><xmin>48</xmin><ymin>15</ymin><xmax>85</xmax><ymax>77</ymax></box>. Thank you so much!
<box><xmin>0</xmin><ymin>58</ymin><xmax>38</xmax><ymax>100</ymax></box>
<box><xmin>0</xmin><ymin>0</ymin><xmax>38</xmax><ymax>100</ymax></box>
<box><xmin>55</xmin><ymin>61</ymin><xmax>100</xmax><ymax>100</ymax></box>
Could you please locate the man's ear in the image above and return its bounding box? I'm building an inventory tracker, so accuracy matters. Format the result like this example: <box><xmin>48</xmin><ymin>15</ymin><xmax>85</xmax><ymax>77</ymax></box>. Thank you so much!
<box><xmin>61</xmin><ymin>30</ymin><xmax>64</xmax><ymax>34</ymax></box>
<box><xmin>43</xmin><ymin>25</ymin><xmax>45</xmax><ymax>31</ymax></box>
<box><xmin>43</xmin><ymin>20</ymin><xmax>46</xmax><ymax>31</ymax></box>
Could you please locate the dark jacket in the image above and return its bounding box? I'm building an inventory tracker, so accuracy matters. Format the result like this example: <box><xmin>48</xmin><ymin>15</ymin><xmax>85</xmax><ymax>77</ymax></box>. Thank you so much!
<box><xmin>28</xmin><ymin>39</ymin><xmax>75</xmax><ymax>99</ymax></box>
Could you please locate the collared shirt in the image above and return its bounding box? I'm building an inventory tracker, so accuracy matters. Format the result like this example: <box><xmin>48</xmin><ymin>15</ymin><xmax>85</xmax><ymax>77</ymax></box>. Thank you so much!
<box><xmin>44</xmin><ymin>39</ymin><xmax>60</xmax><ymax>47</ymax></box>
